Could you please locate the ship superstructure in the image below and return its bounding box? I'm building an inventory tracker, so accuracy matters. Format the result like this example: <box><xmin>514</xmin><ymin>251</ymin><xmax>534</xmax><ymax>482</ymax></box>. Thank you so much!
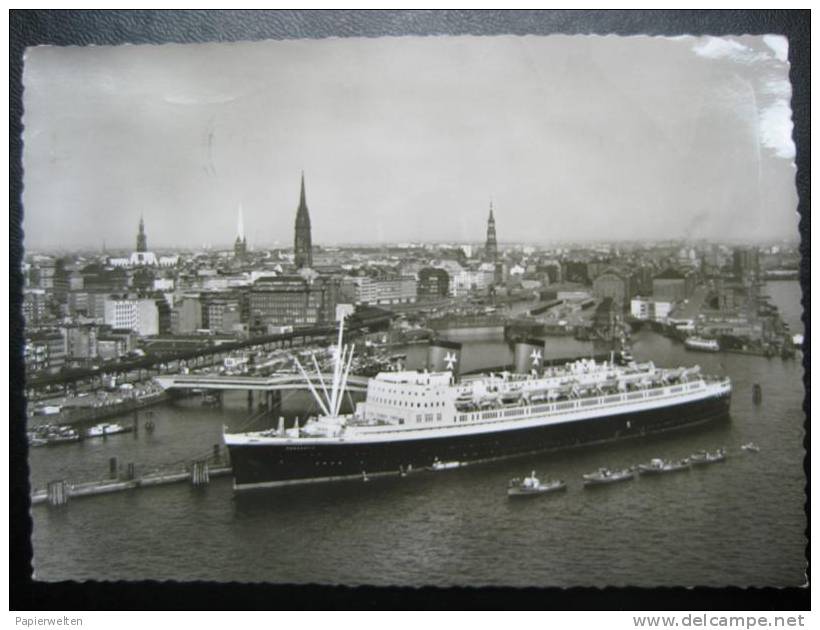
<box><xmin>224</xmin><ymin>319</ymin><xmax>731</xmax><ymax>490</ymax></box>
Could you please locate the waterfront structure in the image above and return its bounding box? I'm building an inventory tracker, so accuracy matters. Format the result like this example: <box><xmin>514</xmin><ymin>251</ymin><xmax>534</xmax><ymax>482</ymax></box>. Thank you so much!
<box><xmin>592</xmin><ymin>268</ymin><xmax>630</xmax><ymax>311</ymax></box>
<box><xmin>630</xmin><ymin>297</ymin><xmax>673</xmax><ymax>323</ymax></box>
<box><xmin>485</xmin><ymin>202</ymin><xmax>498</xmax><ymax>262</ymax></box>
<box><xmin>234</xmin><ymin>205</ymin><xmax>248</xmax><ymax>260</ymax></box>
<box><xmin>294</xmin><ymin>173</ymin><xmax>313</xmax><ymax>269</ymax></box>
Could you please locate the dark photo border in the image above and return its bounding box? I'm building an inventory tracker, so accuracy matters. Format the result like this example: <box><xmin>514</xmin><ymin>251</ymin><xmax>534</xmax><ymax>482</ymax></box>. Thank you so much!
<box><xmin>10</xmin><ymin>9</ymin><xmax>810</xmax><ymax>610</ymax></box>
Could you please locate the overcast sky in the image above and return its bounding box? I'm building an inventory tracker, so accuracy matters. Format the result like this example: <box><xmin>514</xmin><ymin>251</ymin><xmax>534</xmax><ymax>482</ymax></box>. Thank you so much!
<box><xmin>22</xmin><ymin>34</ymin><xmax>797</xmax><ymax>251</ymax></box>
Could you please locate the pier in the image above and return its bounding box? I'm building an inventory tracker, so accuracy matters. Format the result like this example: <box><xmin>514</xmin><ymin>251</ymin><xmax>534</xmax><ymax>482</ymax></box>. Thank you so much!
<box><xmin>31</xmin><ymin>449</ymin><xmax>233</xmax><ymax>507</ymax></box>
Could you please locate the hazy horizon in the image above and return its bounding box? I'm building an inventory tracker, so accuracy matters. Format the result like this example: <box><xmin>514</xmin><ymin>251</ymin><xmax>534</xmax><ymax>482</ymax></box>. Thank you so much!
<box><xmin>22</xmin><ymin>35</ymin><xmax>798</xmax><ymax>251</ymax></box>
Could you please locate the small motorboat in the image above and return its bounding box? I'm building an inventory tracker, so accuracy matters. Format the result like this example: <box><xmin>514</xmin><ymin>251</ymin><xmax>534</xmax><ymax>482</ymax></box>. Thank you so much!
<box><xmin>86</xmin><ymin>423</ymin><xmax>132</xmax><ymax>438</ymax></box>
<box><xmin>689</xmin><ymin>448</ymin><xmax>727</xmax><ymax>465</ymax></box>
<box><xmin>636</xmin><ymin>458</ymin><xmax>691</xmax><ymax>475</ymax></box>
<box><xmin>29</xmin><ymin>424</ymin><xmax>81</xmax><ymax>446</ymax></box>
<box><xmin>429</xmin><ymin>458</ymin><xmax>462</xmax><ymax>471</ymax></box>
<box><xmin>741</xmin><ymin>442</ymin><xmax>761</xmax><ymax>453</ymax></box>
<box><xmin>507</xmin><ymin>471</ymin><xmax>566</xmax><ymax>498</ymax></box>
<box><xmin>582</xmin><ymin>467</ymin><xmax>634</xmax><ymax>486</ymax></box>
<box><xmin>27</xmin><ymin>434</ymin><xmax>48</xmax><ymax>448</ymax></box>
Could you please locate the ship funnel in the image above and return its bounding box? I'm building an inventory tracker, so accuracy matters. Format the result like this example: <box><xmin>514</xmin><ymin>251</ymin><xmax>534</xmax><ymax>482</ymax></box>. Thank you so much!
<box><xmin>427</xmin><ymin>340</ymin><xmax>462</xmax><ymax>375</ymax></box>
<box><xmin>513</xmin><ymin>338</ymin><xmax>545</xmax><ymax>374</ymax></box>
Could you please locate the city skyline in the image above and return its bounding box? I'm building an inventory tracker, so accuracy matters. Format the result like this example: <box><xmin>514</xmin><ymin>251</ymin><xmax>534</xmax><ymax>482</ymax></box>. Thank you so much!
<box><xmin>22</xmin><ymin>35</ymin><xmax>797</xmax><ymax>250</ymax></box>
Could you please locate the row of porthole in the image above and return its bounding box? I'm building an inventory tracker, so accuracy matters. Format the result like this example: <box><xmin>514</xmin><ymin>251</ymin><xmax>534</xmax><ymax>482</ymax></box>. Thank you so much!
<box><xmin>373</xmin><ymin>398</ymin><xmax>445</xmax><ymax>408</ymax></box>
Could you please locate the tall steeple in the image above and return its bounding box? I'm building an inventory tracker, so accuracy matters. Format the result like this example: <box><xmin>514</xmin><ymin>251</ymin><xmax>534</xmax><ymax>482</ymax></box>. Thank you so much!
<box><xmin>136</xmin><ymin>215</ymin><xmax>147</xmax><ymax>252</ymax></box>
<box><xmin>294</xmin><ymin>171</ymin><xmax>313</xmax><ymax>269</ymax></box>
<box><xmin>236</xmin><ymin>204</ymin><xmax>245</xmax><ymax>242</ymax></box>
<box><xmin>485</xmin><ymin>201</ymin><xmax>497</xmax><ymax>261</ymax></box>
<box><xmin>234</xmin><ymin>204</ymin><xmax>247</xmax><ymax>260</ymax></box>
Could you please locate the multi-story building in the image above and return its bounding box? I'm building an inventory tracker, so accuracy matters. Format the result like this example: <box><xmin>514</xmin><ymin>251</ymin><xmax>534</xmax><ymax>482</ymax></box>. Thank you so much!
<box><xmin>171</xmin><ymin>296</ymin><xmax>203</xmax><ymax>334</ymax></box>
<box><xmin>447</xmin><ymin>267</ymin><xmax>495</xmax><ymax>297</ymax></box>
<box><xmin>732</xmin><ymin>246</ymin><xmax>760</xmax><ymax>281</ymax></box>
<box><xmin>592</xmin><ymin>269</ymin><xmax>630</xmax><ymax>311</ymax></box>
<box><xmin>342</xmin><ymin>276</ymin><xmax>417</xmax><ymax>305</ymax></box>
<box><xmin>62</xmin><ymin>323</ymin><xmax>99</xmax><ymax>360</ymax></box>
<box><xmin>67</xmin><ymin>289</ymin><xmax>109</xmax><ymax>321</ymax></box>
<box><xmin>25</xmin><ymin>331</ymin><xmax>66</xmax><ymax>372</ymax></box>
<box><xmin>22</xmin><ymin>288</ymin><xmax>48</xmax><ymax>326</ymax></box>
<box><xmin>630</xmin><ymin>297</ymin><xmax>673</xmax><ymax>322</ymax></box>
<box><xmin>417</xmin><ymin>267</ymin><xmax>450</xmax><ymax>300</ymax></box>
<box><xmin>205</xmin><ymin>297</ymin><xmax>243</xmax><ymax>334</ymax></box>
<box><xmin>248</xmin><ymin>275</ymin><xmax>338</xmax><ymax>328</ymax></box>
<box><xmin>103</xmin><ymin>297</ymin><xmax>159</xmax><ymax>336</ymax></box>
<box><xmin>562</xmin><ymin>260</ymin><xmax>590</xmax><ymax>285</ymax></box>
<box><xmin>652</xmin><ymin>268</ymin><xmax>691</xmax><ymax>302</ymax></box>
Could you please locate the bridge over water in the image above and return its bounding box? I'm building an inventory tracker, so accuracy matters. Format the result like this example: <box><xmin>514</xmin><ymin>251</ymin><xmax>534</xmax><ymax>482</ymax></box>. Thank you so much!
<box><xmin>154</xmin><ymin>372</ymin><xmax>370</xmax><ymax>393</ymax></box>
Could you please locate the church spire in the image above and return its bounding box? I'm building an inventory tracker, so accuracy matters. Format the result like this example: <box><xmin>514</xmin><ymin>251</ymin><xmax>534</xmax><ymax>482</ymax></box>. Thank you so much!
<box><xmin>136</xmin><ymin>214</ymin><xmax>147</xmax><ymax>252</ymax></box>
<box><xmin>294</xmin><ymin>171</ymin><xmax>313</xmax><ymax>269</ymax></box>
<box><xmin>234</xmin><ymin>204</ymin><xmax>247</xmax><ymax>260</ymax></box>
<box><xmin>236</xmin><ymin>203</ymin><xmax>245</xmax><ymax>241</ymax></box>
<box><xmin>485</xmin><ymin>201</ymin><xmax>497</xmax><ymax>262</ymax></box>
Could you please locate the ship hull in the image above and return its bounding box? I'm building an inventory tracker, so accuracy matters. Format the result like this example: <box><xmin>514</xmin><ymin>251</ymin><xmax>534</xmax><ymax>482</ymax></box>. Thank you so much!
<box><xmin>227</xmin><ymin>391</ymin><xmax>731</xmax><ymax>490</ymax></box>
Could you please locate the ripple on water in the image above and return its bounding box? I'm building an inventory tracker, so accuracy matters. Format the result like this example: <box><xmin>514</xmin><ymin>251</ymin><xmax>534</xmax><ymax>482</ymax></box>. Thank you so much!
<box><xmin>30</xmin><ymin>298</ymin><xmax>807</xmax><ymax>586</ymax></box>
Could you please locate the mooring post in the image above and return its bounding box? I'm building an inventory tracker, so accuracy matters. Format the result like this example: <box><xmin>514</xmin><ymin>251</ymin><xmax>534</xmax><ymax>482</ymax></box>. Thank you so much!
<box><xmin>191</xmin><ymin>460</ymin><xmax>210</xmax><ymax>486</ymax></box>
<box><xmin>212</xmin><ymin>443</ymin><xmax>221</xmax><ymax>464</ymax></box>
<box><xmin>109</xmin><ymin>456</ymin><xmax>118</xmax><ymax>479</ymax></box>
<box><xmin>47</xmin><ymin>480</ymin><xmax>69</xmax><ymax>507</ymax></box>
<box><xmin>247</xmin><ymin>389</ymin><xmax>253</xmax><ymax>410</ymax></box>
<box><xmin>752</xmin><ymin>383</ymin><xmax>763</xmax><ymax>404</ymax></box>
<box><xmin>126</xmin><ymin>462</ymin><xmax>136</xmax><ymax>481</ymax></box>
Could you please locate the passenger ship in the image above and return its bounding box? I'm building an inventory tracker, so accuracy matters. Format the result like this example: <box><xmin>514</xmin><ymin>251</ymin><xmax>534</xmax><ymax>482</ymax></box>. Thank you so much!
<box><xmin>224</xmin><ymin>321</ymin><xmax>732</xmax><ymax>490</ymax></box>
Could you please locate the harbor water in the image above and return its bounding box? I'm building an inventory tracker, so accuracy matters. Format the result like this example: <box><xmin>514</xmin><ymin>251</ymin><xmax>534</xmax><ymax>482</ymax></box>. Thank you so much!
<box><xmin>28</xmin><ymin>282</ymin><xmax>807</xmax><ymax>586</ymax></box>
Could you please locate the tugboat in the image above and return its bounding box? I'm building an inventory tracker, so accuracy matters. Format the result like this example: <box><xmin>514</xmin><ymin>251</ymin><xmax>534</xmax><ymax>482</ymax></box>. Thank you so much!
<box><xmin>582</xmin><ymin>467</ymin><xmax>635</xmax><ymax>486</ymax></box>
<box><xmin>507</xmin><ymin>471</ymin><xmax>566</xmax><ymax>498</ymax></box>
<box><xmin>685</xmin><ymin>337</ymin><xmax>720</xmax><ymax>353</ymax></box>
<box><xmin>86</xmin><ymin>422</ymin><xmax>132</xmax><ymax>438</ymax></box>
<box><xmin>689</xmin><ymin>448</ymin><xmax>727</xmax><ymax>465</ymax></box>
<box><xmin>636</xmin><ymin>458</ymin><xmax>690</xmax><ymax>475</ymax></box>
<box><xmin>740</xmin><ymin>442</ymin><xmax>761</xmax><ymax>453</ymax></box>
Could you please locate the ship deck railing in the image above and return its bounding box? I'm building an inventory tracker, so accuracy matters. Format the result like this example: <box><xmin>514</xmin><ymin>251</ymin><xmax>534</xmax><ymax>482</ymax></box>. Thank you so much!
<box><xmin>320</xmin><ymin>378</ymin><xmax>731</xmax><ymax>437</ymax></box>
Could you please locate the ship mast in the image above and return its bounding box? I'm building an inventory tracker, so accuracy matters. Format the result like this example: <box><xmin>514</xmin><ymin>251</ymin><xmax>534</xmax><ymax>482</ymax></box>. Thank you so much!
<box><xmin>292</xmin><ymin>315</ymin><xmax>355</xmax><ymax>418</ymax></box>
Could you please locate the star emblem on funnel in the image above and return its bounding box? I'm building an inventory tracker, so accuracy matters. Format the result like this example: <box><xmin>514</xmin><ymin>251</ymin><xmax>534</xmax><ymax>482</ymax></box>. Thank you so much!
<box><xmin>444</xmin><ymin>352</ymin><xmax>458</xmax><ymax>370</ymax></box>
<box><xmin>530</xmin><ymin>349</ymin><xmax>542</xmax><ymax>365</ymax></box>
